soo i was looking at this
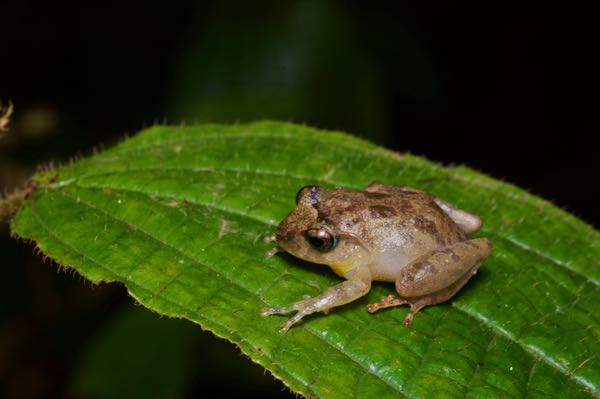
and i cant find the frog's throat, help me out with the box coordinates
[329,261,355,277]
[329,233,372,277]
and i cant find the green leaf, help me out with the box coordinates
[10,121,599,398]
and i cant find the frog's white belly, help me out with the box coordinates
[370,249,413,282]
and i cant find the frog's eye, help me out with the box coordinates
[306,228,337,252]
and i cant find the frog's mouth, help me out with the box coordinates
[275,227,308,259]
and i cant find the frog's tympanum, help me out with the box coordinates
[262,183,492,332]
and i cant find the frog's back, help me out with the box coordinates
[367,189,466,248]
[315,187,467,258]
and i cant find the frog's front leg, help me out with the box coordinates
[262,267,372,332]
[368,237,491,325]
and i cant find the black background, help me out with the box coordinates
[1,2,598,398]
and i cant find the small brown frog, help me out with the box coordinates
[262,183,492,332]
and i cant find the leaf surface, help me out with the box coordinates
[11,121,599,398]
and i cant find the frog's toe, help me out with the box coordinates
[279,319,295,333]
[402,303,427,325]
[261,305,294,316]
[279,310,311,332]
[367,295,407,313]
[261,307,274,316]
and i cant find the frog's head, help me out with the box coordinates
[275,185,372,276]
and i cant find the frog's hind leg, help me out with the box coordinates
[368,237,492,325]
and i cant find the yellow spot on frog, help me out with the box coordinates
[329,261,355,277]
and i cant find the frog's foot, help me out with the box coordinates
[262,273,372,332]
[366,295,408,313]
[261,304,313,332]
[261,302,310,332]
[367,296,426,326]
[261,304,295,316]
[402,302,427,326]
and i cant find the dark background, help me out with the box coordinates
[1,2,598,398]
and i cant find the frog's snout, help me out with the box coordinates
[274,204,319,256]
[274,222,293,248]
[274,219,305,255]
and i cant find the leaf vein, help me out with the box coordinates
[64,165,598,288]
[58,180,598,394]
[26,190,317,398]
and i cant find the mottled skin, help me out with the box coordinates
[262,183,492,332]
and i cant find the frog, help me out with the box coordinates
[261,183,492,332]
